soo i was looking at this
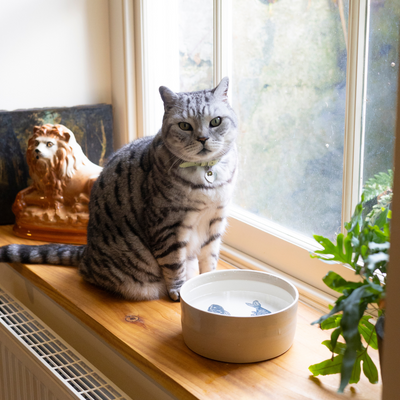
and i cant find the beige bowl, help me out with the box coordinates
[180,269,299,363]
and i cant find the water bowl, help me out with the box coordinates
[180,269,299,363]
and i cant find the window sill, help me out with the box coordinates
[0,225,381,400]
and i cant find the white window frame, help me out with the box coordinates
[109,0,375,311]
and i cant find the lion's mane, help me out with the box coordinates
[25,124,102,208]
[27,124,88,197]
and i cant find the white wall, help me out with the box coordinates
[0,0,112,111]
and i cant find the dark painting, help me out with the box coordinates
[0,104,113,225]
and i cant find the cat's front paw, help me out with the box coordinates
[168,289,181,302]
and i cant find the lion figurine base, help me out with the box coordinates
[12,124,103,245]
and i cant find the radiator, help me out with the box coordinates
[0,286,131,400]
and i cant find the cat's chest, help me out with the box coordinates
[178,166,235,253]
[180,204,223,255]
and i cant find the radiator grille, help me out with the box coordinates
[0,287,130,400]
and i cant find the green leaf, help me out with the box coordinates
[373,275,381,285]
[309,355,344,377]
[322,272,347,293]
[331,326,342,350]
[338,286,368,392]
[312,234,353,266]
[346,198,364,233]
[349,353,362,384]
[337,234,353,265]
[321,314,342,330]
[344,236,353,261]
[371,225,389,242]
[322,340,346,355]
[374,207,390,229]
[358,317,378,350]
[339,346,358,392]
[361,245,368,258]
[384,223,391,239]
[363,170,393,201]
[320,315,342,330]
[322,271,364,294]
[362,351,379,384]
[311,300,345,326]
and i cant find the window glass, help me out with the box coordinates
[231,0,348,240]
[143,0,213,136]
[178,0,213,91]
[362,0,400,184]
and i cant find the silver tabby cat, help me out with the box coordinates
[0,77,238,301]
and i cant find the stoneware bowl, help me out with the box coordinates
[180,269,299,363]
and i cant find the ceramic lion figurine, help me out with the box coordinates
[12,124,103,243]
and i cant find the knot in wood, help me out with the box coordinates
[125,315,140,323]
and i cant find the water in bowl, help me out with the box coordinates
[191,290,292,317]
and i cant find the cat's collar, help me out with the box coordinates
[179,159,220,168]
[179,159,220,183]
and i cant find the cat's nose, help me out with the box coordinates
[197,136,209,144]
[35,149,41,153]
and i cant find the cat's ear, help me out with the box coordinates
[212,77,229,101]
[159,86,178,107]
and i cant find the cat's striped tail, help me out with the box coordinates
[0,244,85,266]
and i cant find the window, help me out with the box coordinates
[362,0,398,185]
[111,0,399,307]
[232,0,347,239]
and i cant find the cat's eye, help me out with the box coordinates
[34,140,39,147]
[46,142,54,148]
[178,122,193,131]
[210,117,222,127]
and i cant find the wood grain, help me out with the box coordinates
[0,225,382,400]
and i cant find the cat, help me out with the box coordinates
[0,77,238,302]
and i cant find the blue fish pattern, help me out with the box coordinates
[246,300,271,316]
[208,304,231,315]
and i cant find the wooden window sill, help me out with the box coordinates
[0,225,381,399]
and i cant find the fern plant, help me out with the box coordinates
[364,169,393,225]
[308,170,392,392]
[363,169,393,201]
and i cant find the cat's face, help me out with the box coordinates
[159,77,238,162]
